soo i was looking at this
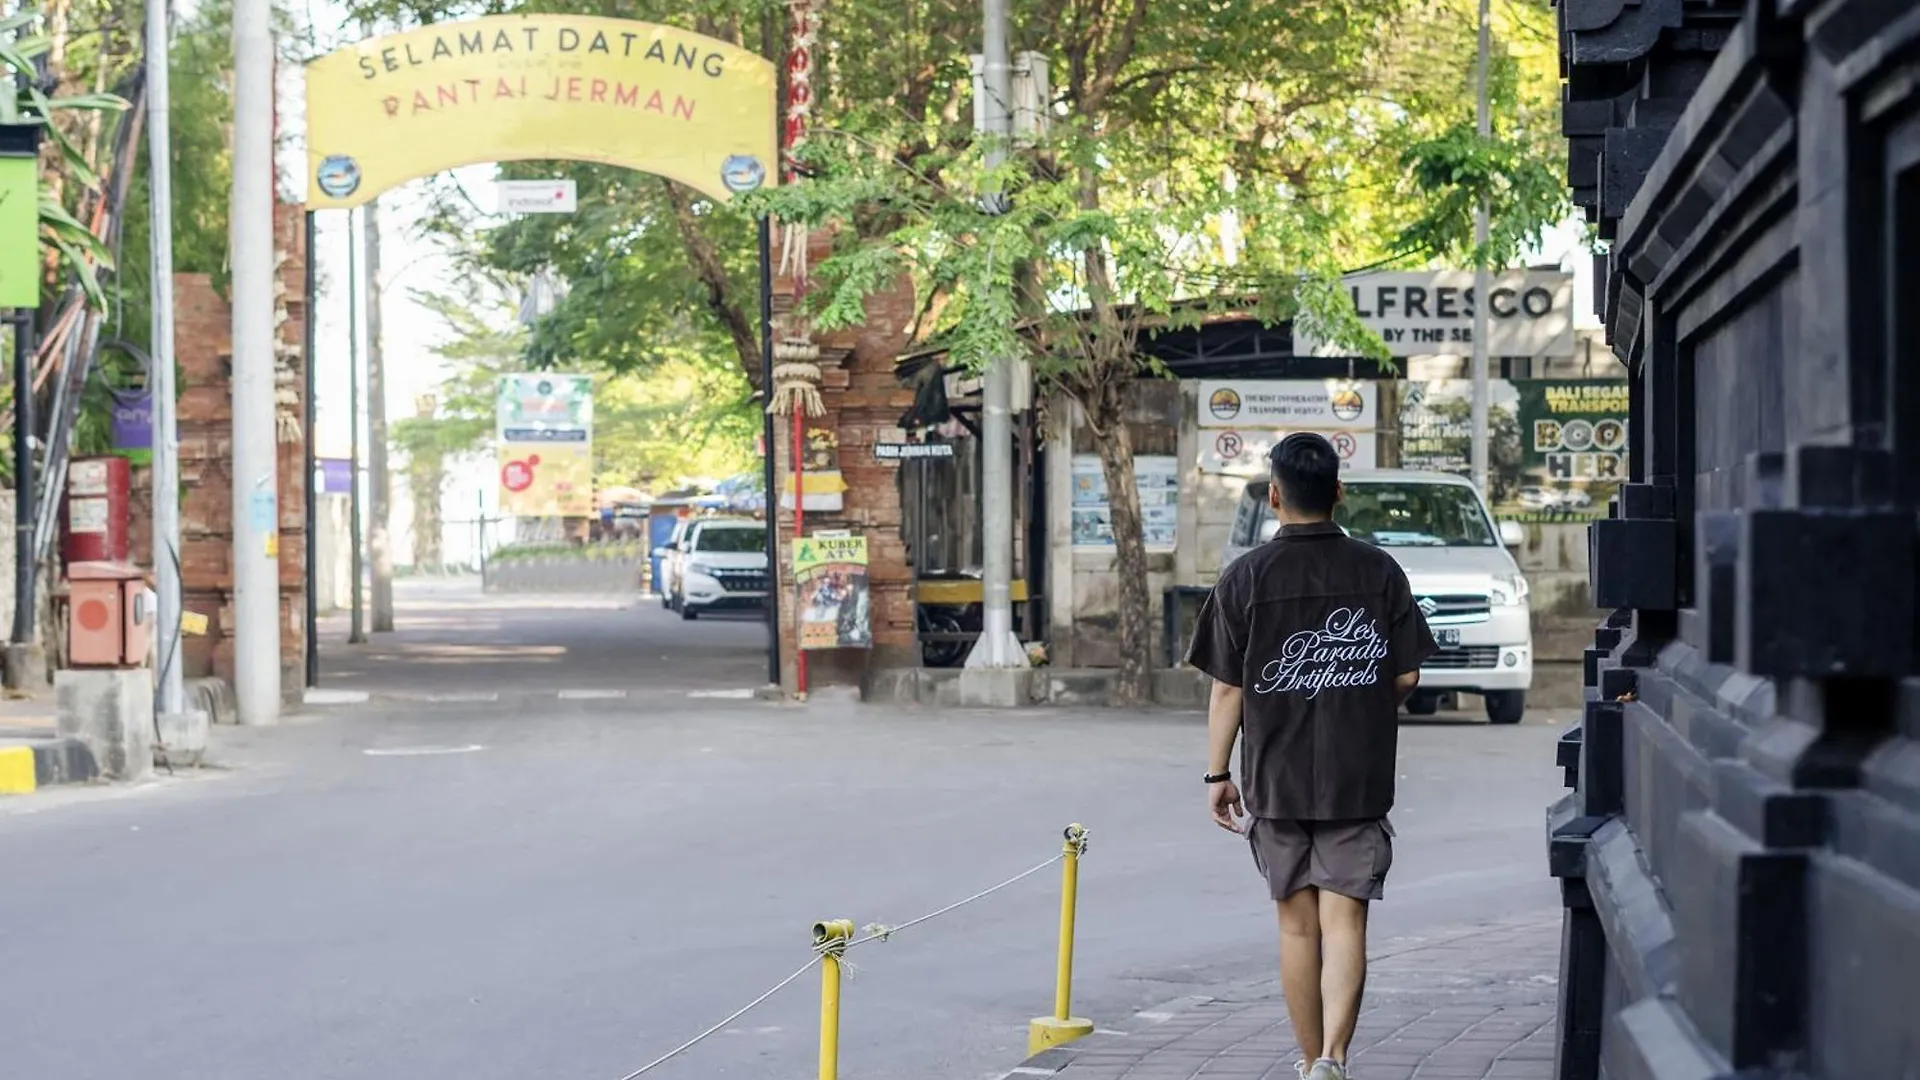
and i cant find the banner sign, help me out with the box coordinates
[1201,428,1377,476]
[873,442,955,461]
[496,373,594,517]
[317,458,354,495]
[1398,378,1627,521]
[0,156,38,309]
[794,534,871,650]
[1520,374,1628,488]
[1295,271,1575,359]
[110,392,152,450]
[304,15,778,209]
[498,179,578,213]
[1070,455,1178,550]
[1198,379,1375,429]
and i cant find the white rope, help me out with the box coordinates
[850,852,1066,948]
[607,838,1084,1078]
[612,955,822,1080]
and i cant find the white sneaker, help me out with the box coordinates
[1306,1058,1348,1080]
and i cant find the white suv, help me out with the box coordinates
[665,518,770,620]
[1221,469,1533,724]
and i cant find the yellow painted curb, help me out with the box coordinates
[0,744,36,794]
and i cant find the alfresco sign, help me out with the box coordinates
[1197,380,1376,430]
[1293,270,1575,359]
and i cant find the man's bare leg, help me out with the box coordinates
[1318,890,1370,1065]
[1276,888,1325,1063]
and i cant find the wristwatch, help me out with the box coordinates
[1204,771,1231,784]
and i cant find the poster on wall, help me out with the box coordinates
[794,534,872,650]
[496,373,595,517]
[1398,379,1627,522]
[1511,380,1629,519]
[1071,455,1178,550]
[1200,428,1378,476]
[1198,380,1377,429]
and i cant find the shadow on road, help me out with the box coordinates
[315,576,771,696]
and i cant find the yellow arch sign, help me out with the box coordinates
[304,15,777,209]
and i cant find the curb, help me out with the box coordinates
[300,687,782,709]
[0,736,99,795]
[992,995,1215,1078]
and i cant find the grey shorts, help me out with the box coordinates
[1248,817,1395,901]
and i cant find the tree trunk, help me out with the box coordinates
[1089,394,1153,705]
[408,455,443,568]
[657,179,761,389]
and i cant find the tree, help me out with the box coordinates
[327,0,1571,699]
[755,0,1569,702]
[391,281,760,525]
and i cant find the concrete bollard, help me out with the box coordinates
[155,708,210,768]
[55,669,155,781]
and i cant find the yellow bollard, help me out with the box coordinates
[813,919,853,1080]
[1028,824,1095,1054]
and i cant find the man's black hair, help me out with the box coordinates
[1269,432,1341,515]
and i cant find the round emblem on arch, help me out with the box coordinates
[721,154,766,194]
[315,155,362,199]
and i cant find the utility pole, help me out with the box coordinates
[1468,0,1493,495]
[964,0,1023,670]
[347,210,367,645]
[147,0,185,718]
[363,198,392,632]
[229,0,279,722]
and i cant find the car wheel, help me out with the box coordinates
[659,590,671,609]
[1403,693,1440,717]
[1484,690,1526,725]
[680,603,700,621]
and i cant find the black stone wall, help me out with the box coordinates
[1551,1,1920,1078]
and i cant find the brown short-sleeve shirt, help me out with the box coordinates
[1186,521,1437,821]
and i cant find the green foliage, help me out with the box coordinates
[391,280,758,490]
[1387,0,1570,266]
[1,8,131,310]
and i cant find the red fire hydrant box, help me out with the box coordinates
[64,561,153,669]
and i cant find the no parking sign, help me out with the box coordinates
[1200,428,1377,476]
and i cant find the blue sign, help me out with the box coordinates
[317,458,353,495]
[110,393,152,450]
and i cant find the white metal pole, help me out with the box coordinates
[146,0,184,717]
[364,197,393,632]
[347,209,366,644]
[229,0,280,722]
[965,0,1023,669]
[1469,0,1493,495]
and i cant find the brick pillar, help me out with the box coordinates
[771,228,917,696]
[172,202,309,700]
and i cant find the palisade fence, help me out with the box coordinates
[1550,2,1920,1079]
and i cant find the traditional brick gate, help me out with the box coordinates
[158,203,310,700]
[1551,1,1920,1078]
[767,232,921,696]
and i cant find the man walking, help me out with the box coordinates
[1186,433,1437,1080]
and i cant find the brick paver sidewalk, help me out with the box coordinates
[1010,913,1561,1080]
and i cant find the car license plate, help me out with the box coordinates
[1436,628,1461,647]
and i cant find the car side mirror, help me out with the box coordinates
[1498,520,1525,548]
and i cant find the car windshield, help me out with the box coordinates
[1334,482,1496,547]
[695,526,765,553]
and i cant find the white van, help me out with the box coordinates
[1221,469,1533,724]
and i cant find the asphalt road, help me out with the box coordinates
[1,605,1571,1080]
[313,577,773,697]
